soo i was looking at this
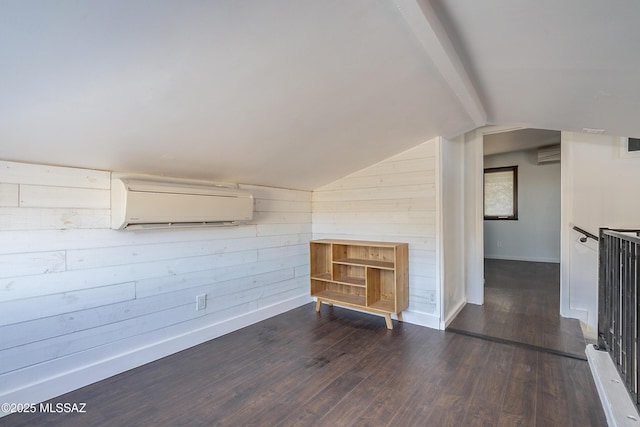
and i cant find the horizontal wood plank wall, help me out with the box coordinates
[312,139,438,324]
[0,161,311,404]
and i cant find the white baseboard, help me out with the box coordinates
[586,345,640,427]
[0,294,312,418]
[402,309,441,330]
[484,254,560,263]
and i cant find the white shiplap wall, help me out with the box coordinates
[0,160,311,408]
[312,138,440,328]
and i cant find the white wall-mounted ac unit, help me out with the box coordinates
[111,176,254,230]
[537,144,561,164]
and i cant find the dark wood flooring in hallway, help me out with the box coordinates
[447,259,587,359]
[5,302,605,426]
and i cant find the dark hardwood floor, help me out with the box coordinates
[447,259,587,359]
[5,302,605,426]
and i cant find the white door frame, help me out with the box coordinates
[559,133,590,329]
[465,124,527,305]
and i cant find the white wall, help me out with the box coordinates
[463,128,486,305]
[483,149,561,263]
[440,135,466,326]
[312,138,440,328]
[0,160,311,411]
[561,132,640,337]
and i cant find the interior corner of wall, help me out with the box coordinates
[580,320,597,341]
[443,297,466,329]
[562,305,589,326]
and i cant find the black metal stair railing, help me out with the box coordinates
[598,228,640,408]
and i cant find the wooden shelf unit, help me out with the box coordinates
[310,239,409,329]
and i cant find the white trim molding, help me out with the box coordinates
[587,345,640,427]
[464,124,528,306]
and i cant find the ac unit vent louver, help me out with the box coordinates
[537,144,561,164]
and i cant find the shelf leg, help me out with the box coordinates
[315,299,322,312]
[397,312,403,322]
[384,314,393,330]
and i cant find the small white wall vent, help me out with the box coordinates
[111,176,253,230]
[537,144,561,164]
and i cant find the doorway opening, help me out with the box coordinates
[449,128,587,359]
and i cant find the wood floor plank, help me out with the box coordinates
[354,331,452,426]
[224,323,382,425]
[233,308,399,426]
[536,352,572,426]
[386,353,462,425]
[281,371,367,427]
[357,331,466,425]
[313,324,426,426]
[4,303,606,427]
[498,347,539,426]
[460,342,514,425]
[557,353,608,426]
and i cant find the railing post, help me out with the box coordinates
[598,228,609,351]
[598,228,640,408]
[635,240,640,406]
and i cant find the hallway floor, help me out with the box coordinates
[447,259,587,360]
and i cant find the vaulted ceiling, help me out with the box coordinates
[1,1,639,190]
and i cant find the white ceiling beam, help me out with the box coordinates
[392,0,487,127]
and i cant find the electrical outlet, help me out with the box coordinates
[196,294,207,311]
[497,241,503,248]
[427,291,436,304]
